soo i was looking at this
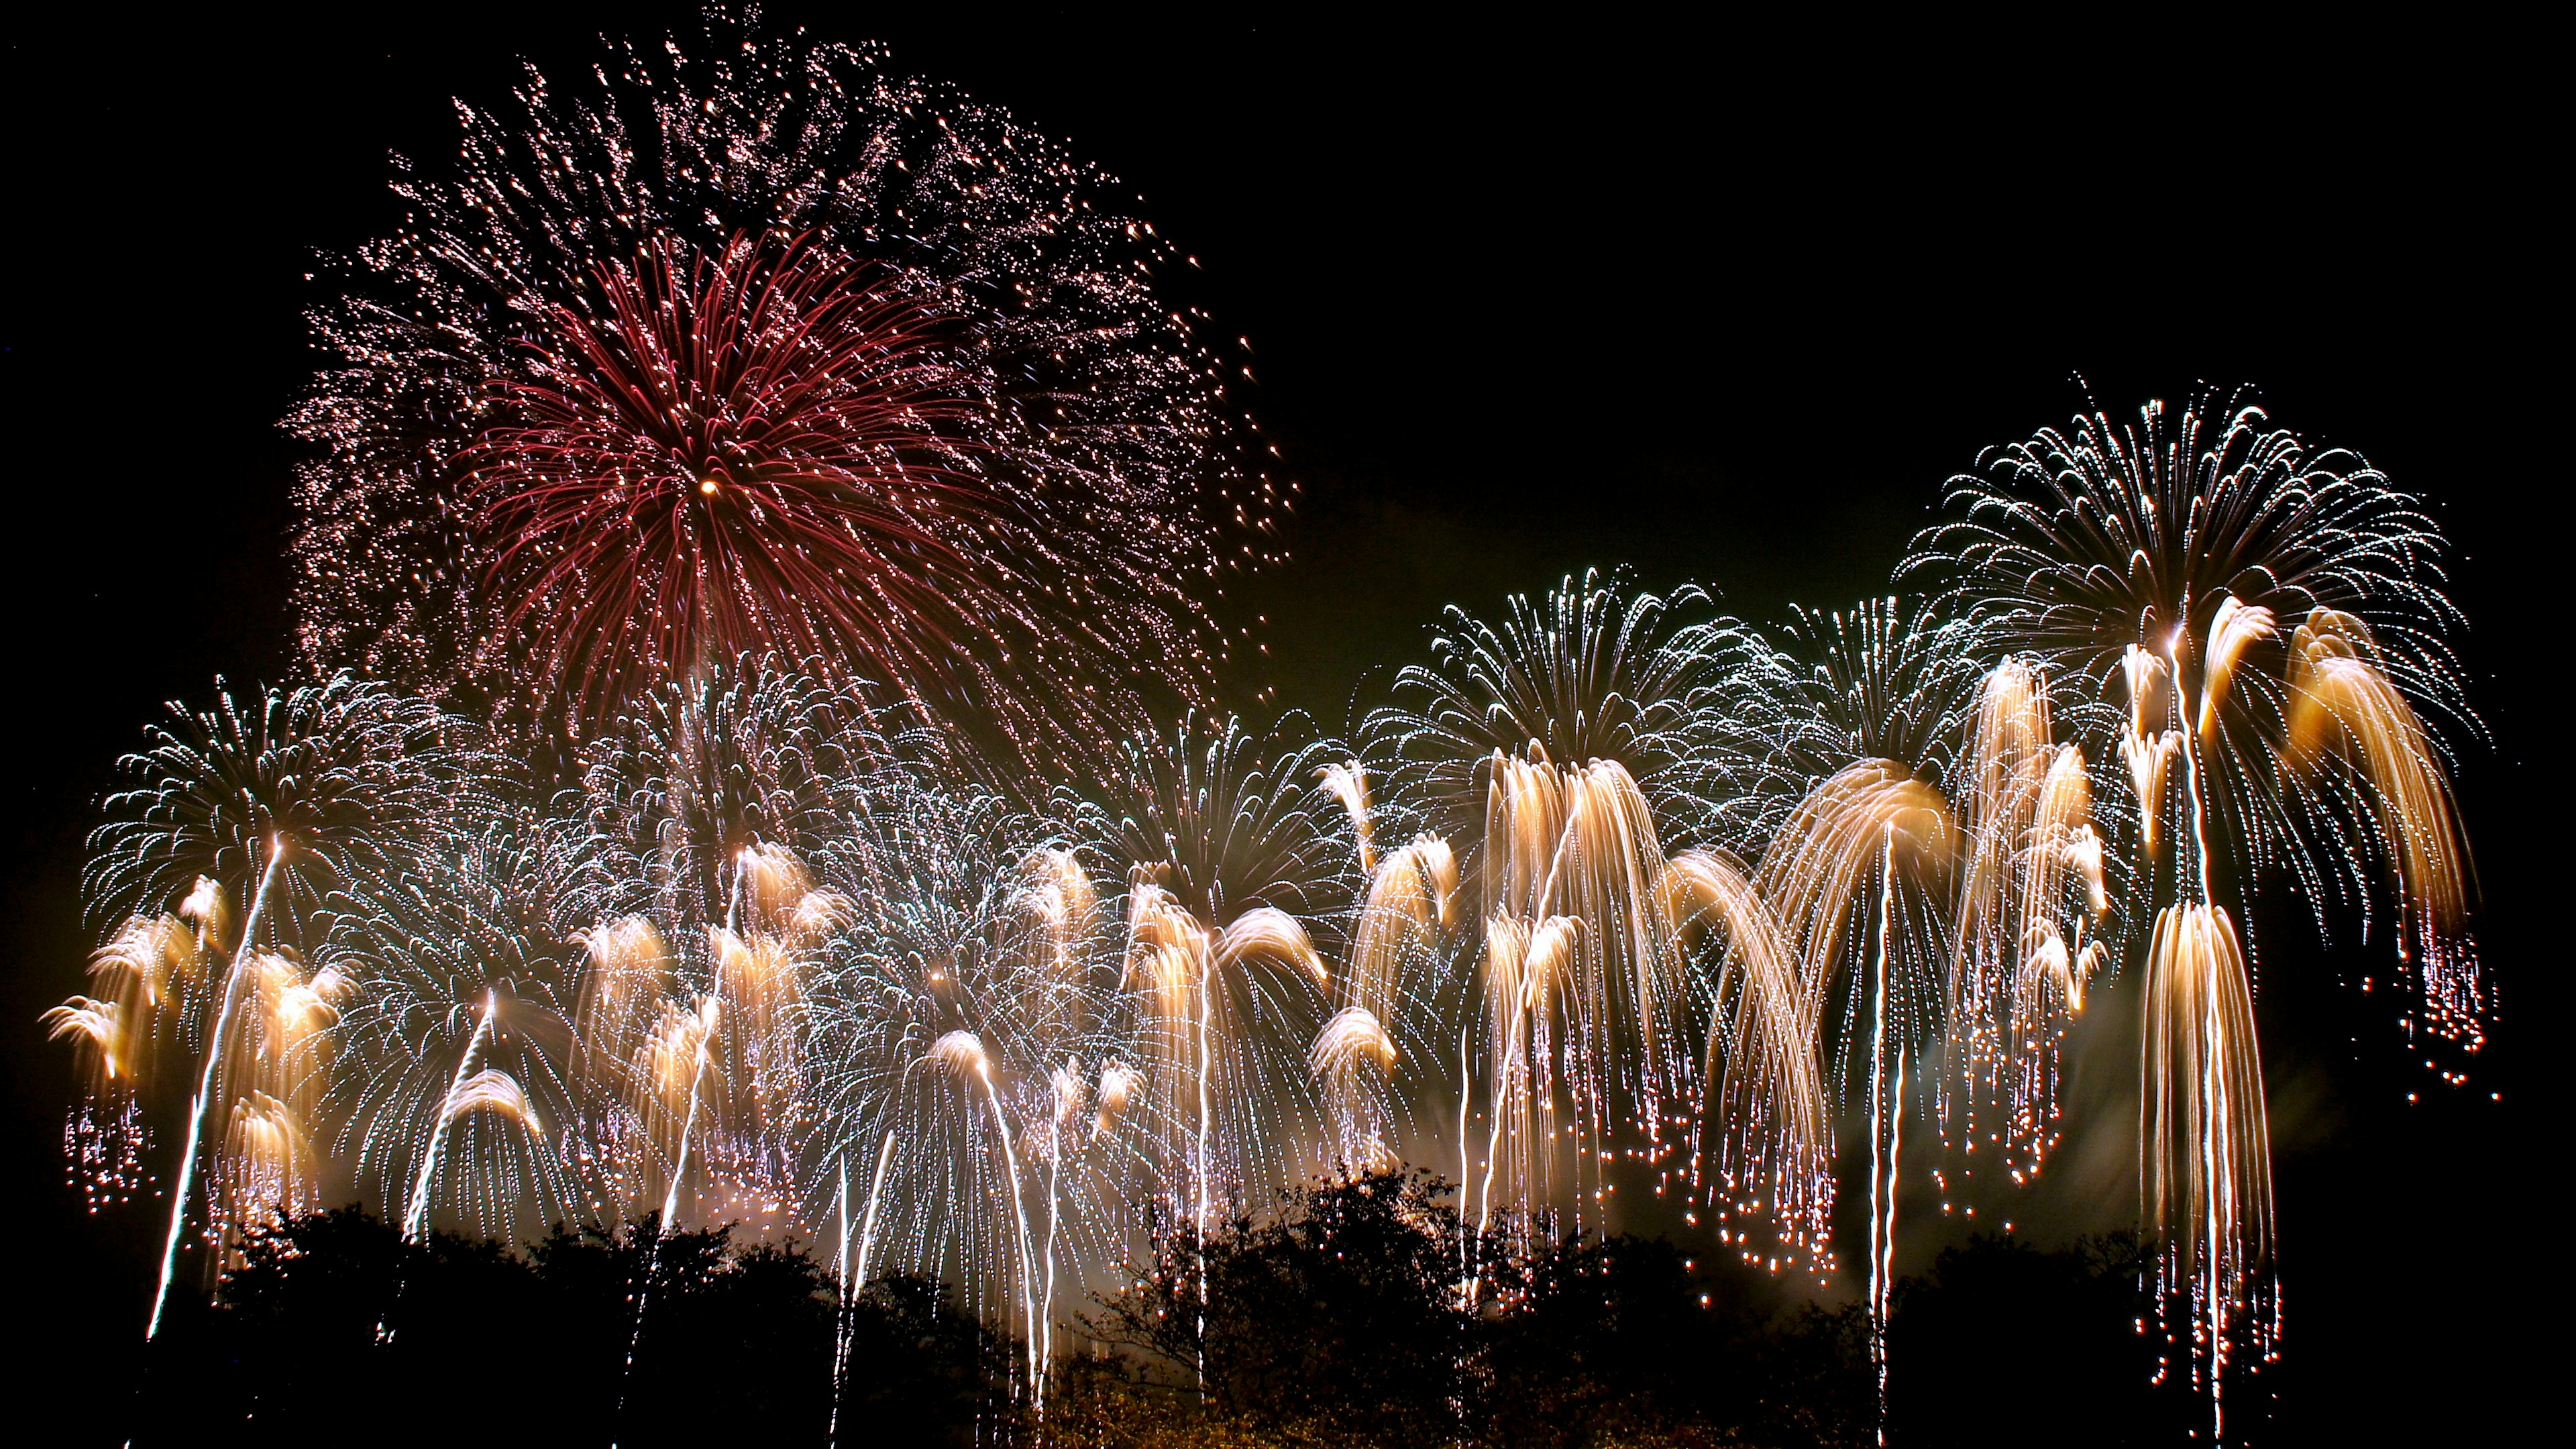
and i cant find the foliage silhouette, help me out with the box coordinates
[1884,1232,2194,1447]
[133,1207,1010,1447]
[1084,1169,1874,1447]
[119,1181,2184,1446]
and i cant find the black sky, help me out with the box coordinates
[2,9,2551,1442]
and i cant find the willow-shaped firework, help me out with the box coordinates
[1102,715,1350,1238]
[1743,596,2088,1417]
[1316,807,1461,1175]
[61,676,472,1335]
[1365,574,1806,1248]
[547,658,918,1234]
[289,13,1281,764]
[1745,598,1979,1106]
[46,364,2496,1447]
[800,786,1129,1401]
[329,819,584,1246]
[1905,388,2483,1433]
[1945,659,2111,1181]
[1757,599,2109,1150]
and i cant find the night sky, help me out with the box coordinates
[3,11,2548,1440]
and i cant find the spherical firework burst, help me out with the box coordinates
[329,818,584,1246]
[1096,714,1350,1236]
[1903,388,2475,967]
[546,655,925,1235]
[550,654,908,934]
[800,786,1129,1399]
[290,13,1280,765]
[1756,598,1986,789]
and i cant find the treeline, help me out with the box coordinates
[133,1172,2186,1447]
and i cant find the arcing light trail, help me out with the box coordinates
[33,14,2492,1436]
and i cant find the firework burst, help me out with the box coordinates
[330,821,583,1245]
[290,14,1280,765]
[1907,388,2483,1432]
[1364,574,1820,1252]
[60,675,472,1334]
[1099,715,1350,1236]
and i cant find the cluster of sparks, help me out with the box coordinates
[41,16,2489,1441]
[286,13,1281,769]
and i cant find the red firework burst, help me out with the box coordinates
[458,230,1031,724]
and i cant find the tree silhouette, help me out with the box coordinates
[1085,1169,1876,1447]
[1886,1232,2193,1447]
[133,1208,1012,1447]
[119,1185,2186,1446]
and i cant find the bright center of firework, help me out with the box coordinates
[450,230,1015,714]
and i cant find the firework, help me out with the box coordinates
[1360,575,1851,1256]
[1907,388,2484,1430]
[1321,828,1460,1172]
[331,822,583,1245]
[1746,596,2036,1426]
[53,675,472,1335]
[289,13,1280,763]
[44,908,212,1209]
[1367,572,1783,854]
[800,782,1128,1399]
[1657,849,1828,1261]
[1104,715,1348,1232]
[549,658,918,1234]
[47,356,2494,1448]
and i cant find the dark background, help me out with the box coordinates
[3,9,2548,1442]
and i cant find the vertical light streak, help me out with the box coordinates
[828,1160,851,1449]
[824,1130,897,1449]
[972,1059,1046,1403]
[1193,953,1212,1385]
[1041,1120,1063,1389]
[402,992,498,1240]
[618,997,720,1449]
[1456,1025,1474,1283]
[855,1128,897,1294]
[659,998,720,1227]
[1866,827,1896,1444]
[147,839,283,1340]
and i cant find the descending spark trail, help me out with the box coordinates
[659,998,721,1228]
[830,1129,900,1449]
[857,1129,898,1291]
[1907,389,2484,1432]
[614,989,722,1448]
[1866,829,1897,1442]
[924,1030,1045,1397]
[830,1161,851,1449]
